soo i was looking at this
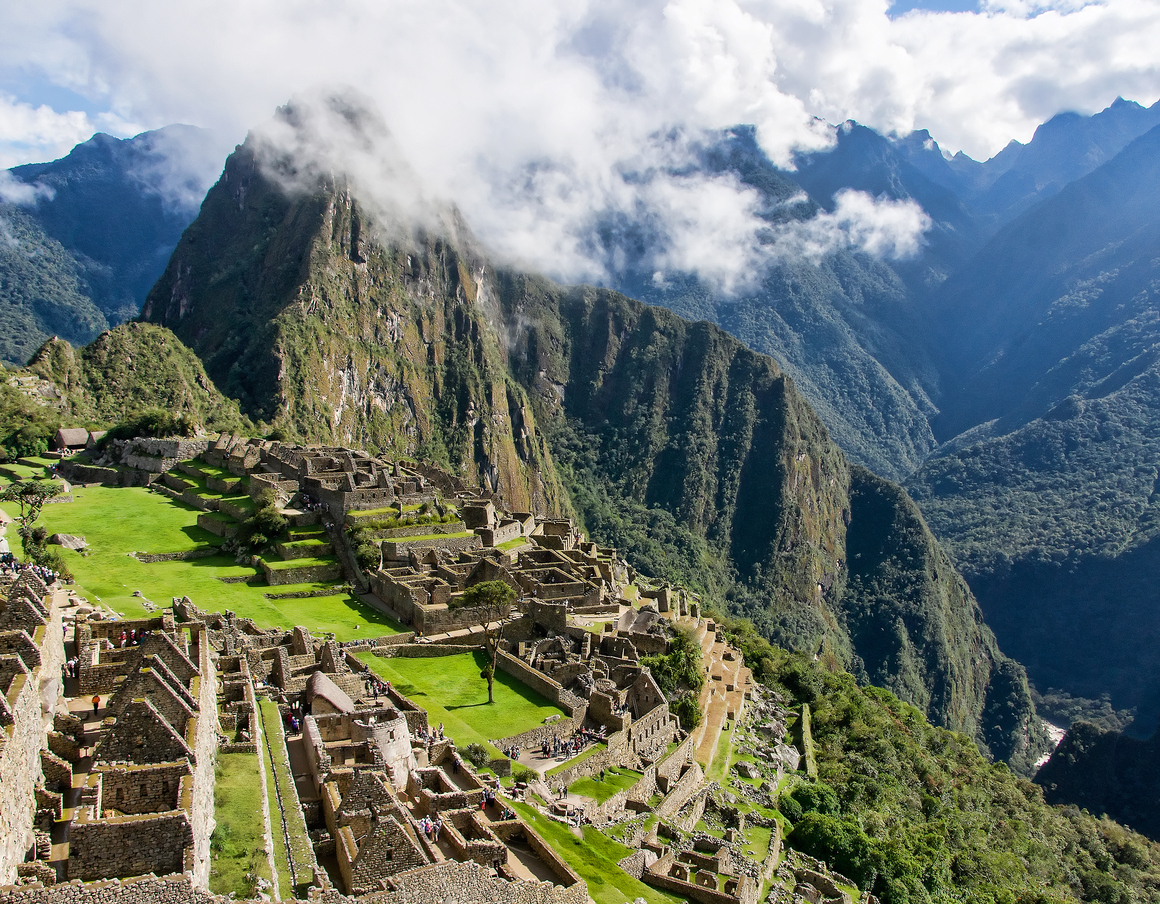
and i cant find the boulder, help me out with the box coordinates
[47,533,87,551]
[735,761,760,779]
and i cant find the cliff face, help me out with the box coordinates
[142,130,1041,767]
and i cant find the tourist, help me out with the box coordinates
[432,815,442,841]
[91,694,100,716]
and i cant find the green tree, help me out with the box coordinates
[0,479,62,561]
[460,580,517,610]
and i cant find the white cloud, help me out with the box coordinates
[772,189,932,263]
[0,0,1156,286]
[0,94,96,169]
[0,169,55,206]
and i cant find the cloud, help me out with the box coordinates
[0,94,96,169]
[0,170,55,206]
[772,189,933,264]
[0,0,1156,287]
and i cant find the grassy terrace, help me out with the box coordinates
[26,484,400,639]
[509,800,680,904]
[388,531,473,542]
[357,650,565,758]
[210,751,272,898]
[261,554,338,571]
[569,767,643,804]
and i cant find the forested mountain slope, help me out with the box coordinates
[0,126,215,365]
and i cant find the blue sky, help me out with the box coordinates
[889,0,979,16]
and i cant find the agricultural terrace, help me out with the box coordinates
[357,650,566,758]
[1,460,402,640]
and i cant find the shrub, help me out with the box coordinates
[463,743,490,769]
[513,766,538,784]
[671,691,703,730]
[356,542,381,571]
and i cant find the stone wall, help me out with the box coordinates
[0,664,45,884]
[371,644,480,659]
[260,561,343,586]
[0,591,63,886]
[0,875,223,904]
[384,536,482,561]
[67,812,193,880]
[378,858,587,904]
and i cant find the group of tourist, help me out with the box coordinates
[501,743,522,761]
[418,814,443,842]
[299,493,328,514]
[414,722,445,741]
[540,726,605,761]
[0,554,59,584]
[115,628,149,649]
[363,675,390,698]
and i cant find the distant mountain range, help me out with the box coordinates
[5,94,1160,826]
[0,125,219,365]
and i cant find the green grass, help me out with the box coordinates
[261,554,339,571]
[497,536,529,551]
[357,650,565,757]
[210,751,272,898]
[744,824,774,862]
[387,530,473,542]
[29,484,400,639]
[280,538,329,550]
[705,724,734,783]
[545,741,607,778]
[508,800,681,904]
[569,768,644,804]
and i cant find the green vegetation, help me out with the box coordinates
[30,483,398,639]
[508,799,681,904]
[453,579,516,611]
[357,650,565,757]
[209,751,272,898]
[0,478,63,564]
[26,325,250,433]
[569,768,644,804]
[749,645,1160,904]
[642,623,705,729]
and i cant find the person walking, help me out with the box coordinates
[91,695,100,716]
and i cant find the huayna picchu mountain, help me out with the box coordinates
[141,97,1045,771]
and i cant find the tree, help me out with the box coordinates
[0,479,62,561]
[459,580,516,610]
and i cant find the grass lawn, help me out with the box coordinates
[261,554,339,570]
[546,741,607,778]
[357,650,565,757]
[705,723,734,783]
[30,484,400,639]
[210,751,272,898]
[389,530,473,542]
[509,800,681,904]
[496,536,529,551]
[744,824,774,862]
[569,768,644,804]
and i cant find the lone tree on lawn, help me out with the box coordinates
[0,479,62,561]
[462,580,516,704]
